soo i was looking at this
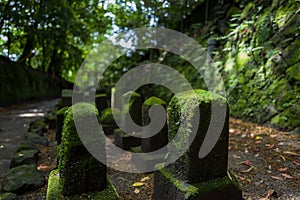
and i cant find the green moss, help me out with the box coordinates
[46,170,118,200]
[235,51,250,70]
[144,96,166,106]
[226,7,242,18]
[241,1,255,19]
[286,64,300,81]
[100,108,121,124]
[57,107,68,115]
[159,168,241,199]
[284,37,300,66]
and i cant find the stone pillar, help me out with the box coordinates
[113,91,143,149]
[100,108,120,135]
[55,107,68,145]
[152,89,242,200]
[131,97,168,172]
[95,93,109,115]
[46,103,118,199]
[61,89,72,108]
[141,97,168,153]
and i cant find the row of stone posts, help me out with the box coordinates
[46,88,242,199]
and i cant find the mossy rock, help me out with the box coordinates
[58,103,107,196]
[0,192,17,200]
[28,120,47,136]
[46,170,118,200]
[100,108,121,124]
[10,149,39,168]
[1,165,45,195]
[16,142,39,152]
[24,132,48,146]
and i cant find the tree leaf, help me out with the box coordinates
[271,176,283,181]
[140,176,150,182]
[132,182,145,187]
[281,173,293,179]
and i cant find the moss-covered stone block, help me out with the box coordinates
[121,91,143,132]
[58,103,107,196]
[56,107,68,145]
[95,94,109,114]
[100,108,121,125]
[153,168,242,200]
[46,170,119,200]
[113,128,141,150]
[141,97,168,153]
[167,89,229,183]
[61,89,73,107]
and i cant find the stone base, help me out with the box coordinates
[46,170,119,200]
[131,146,165,172]
[102,124,117,135]
[153,168,242,200]
[113,129,141,150]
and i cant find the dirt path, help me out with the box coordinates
[0,99,58,179]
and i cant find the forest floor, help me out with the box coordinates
[1,102,299,200]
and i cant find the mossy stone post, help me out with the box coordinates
[113,91,143,149]
[46,103,118,199]
[56,107,68,145]
[61,89,72,107]
[100,108,121,135]
[141,97,168,153]
[153,89,242,200]
[121,91,143,130]
[95,94,109,115]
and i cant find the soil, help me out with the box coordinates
[1,101,299,200]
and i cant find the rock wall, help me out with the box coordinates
[211,0,299,132]
[0,56,70,106]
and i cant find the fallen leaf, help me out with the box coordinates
[255,136,262,140]
[293,160,300,166]
[280,155,286,162]
[278,167,288,172]
[134,188,140,194]
[283,151,299,156]
[271,176,283,181]
[269,134,277,138]
[241,166,254,173]
[237,175,245,181]
[240,160,251,167]
[132,182,145,187]
[140,176,150,182]
[281,173,293,179]
[229,128,235,133]
[233,155,241,159]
